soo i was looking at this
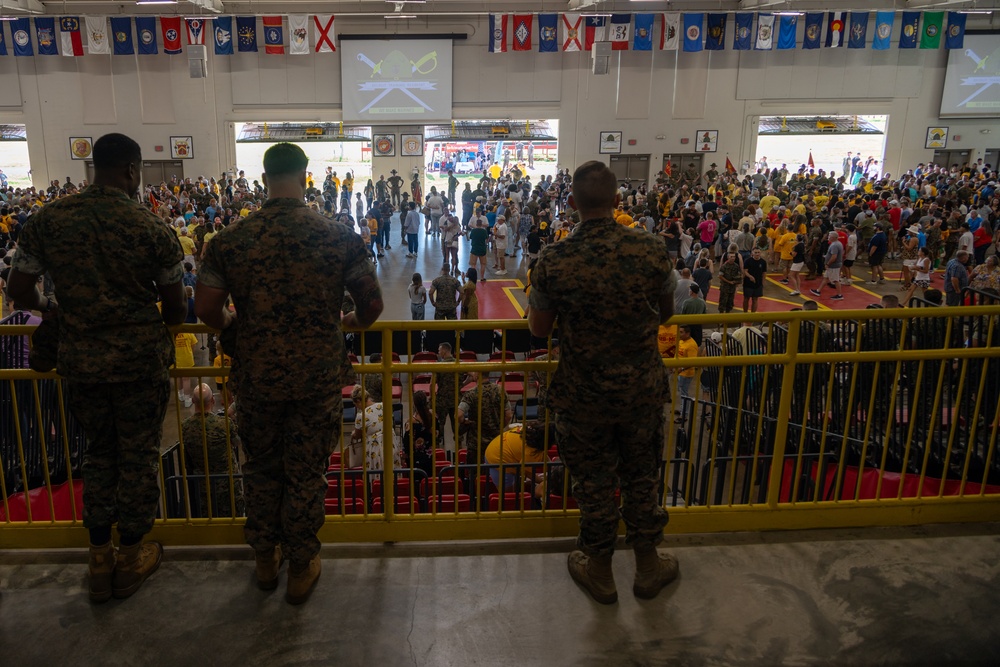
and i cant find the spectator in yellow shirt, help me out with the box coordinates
[173,331,199,407]
[484,420,551,492]
[675,326,699,400]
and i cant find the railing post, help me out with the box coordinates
[382,325,395,521]
[766,318,799,507]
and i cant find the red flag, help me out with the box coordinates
[512,15,533,51]
[725,157,737,174]
[808,152,815,168]
[160,16,182,55]
[664,160,672,177]
[313,15,335,53]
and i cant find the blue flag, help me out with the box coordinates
[705,14,725,51]
[135,17,157,54]
[777,16,796,50]
[538,14,557,53]
[632,14,653,52]
[110,17,133,55]
[899,12,920,49]
[213,16,233,55]
[12,19,32,56]
[945,12,966,50]
[734,13,752,50]
[34,18,57,55]
[683,13,703,52]
[803,13,822,50]
[848,12,868,49]
[236,16,257,52]
[872,12,893,51]
[0,23,7,56]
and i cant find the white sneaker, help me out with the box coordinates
[183,396,193,408]
[868,280,878,285]
[789,291,800,296]
[496,270,507,275]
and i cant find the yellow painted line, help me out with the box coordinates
[489,278,526,318]
[849,282,883,300]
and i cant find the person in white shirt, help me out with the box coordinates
[425,190,444,235]
[492,215,509,275]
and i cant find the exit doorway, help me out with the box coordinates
[85,160,184,187]
[609,154,650,186]
[931,150,972,170]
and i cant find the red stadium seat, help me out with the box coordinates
[324,498,366,515]
[488,492,533,511]
[412,351,438,362]
[425,494,471,513]
[0,480,84,522]
[325,478,366,501]
[546,494,579,510]
[372,496,420,513]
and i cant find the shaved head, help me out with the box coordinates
[192,383,215,413]
[572,161,617,211]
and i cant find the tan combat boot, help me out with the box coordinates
[112,541,163,599]
[286,555,322,605]
[255,545,284,591]
[567,550,617,604]
[88,541,117,603]
[632,547,679,599]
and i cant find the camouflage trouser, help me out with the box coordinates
[718,286,737,313]
[555,409,669,558]
[237,389,341,564]
[68,373,170,538]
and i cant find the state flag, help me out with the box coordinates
[755,14,774,50]
[945,12,966,50]
[848,12,868,49]
[803,13,823,49]
[659,13,679,51]
[705,14,725,51]
[135,17,157,55]
[632,14,654,52]
[59,17,84,56]
[610,14,630,51]
[561,14,582,52]
[683,14,703,52]
[110,17,133,55]
[734,13,752,51]
[236,16,257,52]
[826,12,845,48]
[899,12,920,49]
[0,26,6,56]
[538,14,558,53]
[161,16,182,54]
[35,17,58,55]
[185,19,206,46]
[584,16,606,51]
[488,14,506,53]
[263,16,283,54]
[289,15,309,55]
[777,15,797,50]
[12,18,32,56]
[920,12,943,49]
[86,16,109,55]
[213,17,233,55]
[512,15,532,52]
[872,12,893,51]
[314,15,335,53]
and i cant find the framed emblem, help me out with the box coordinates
[599,131,622,155]
[401,134,423,157]
[69,137,92,160]
[925,127,948,150]
[695,130,718,153]
[373,133,395,157]
[170,136,193,159]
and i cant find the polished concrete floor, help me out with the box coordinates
[2,523,999,666]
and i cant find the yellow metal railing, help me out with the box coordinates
[2,306,1000,549]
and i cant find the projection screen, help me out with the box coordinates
[940,33,1000,118]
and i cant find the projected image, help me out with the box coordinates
[341,39,453,123]
[940,33,1000,117]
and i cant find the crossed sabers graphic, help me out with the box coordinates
[958,48,1000,108]
[356,52,438,113]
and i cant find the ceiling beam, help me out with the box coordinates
[0,0,45,15]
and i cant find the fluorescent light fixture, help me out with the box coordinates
[774,12,804,16]
[384,14,417,19]
[582,14,613,18]
[136,1,178,5]
[385,0,426,3]
[959,10,993,14]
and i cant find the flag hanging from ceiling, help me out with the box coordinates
[920,12,943,49]
[872,11,893,51]
[848,12,868,49]
[777,15,797,50]
[512,15,532,51]
[35,18,58,55]
[314,15,335,53]
[660,13,679,51]
[755,14,774,50]
[135,17,157,54]
[213,17,233,55]
[185,18,205,45]
[826,12,845,48]
[12,18,32,56]
[288,15,309,55]
[86,16,109,55]
[584,16,606,51]
[610,14,630,50]
[262,16,284,54]
[488,14,506,53]
[734,13,752,50]
[899,12,920,49]
[803,13,823,49]
[561,14,582,52]
[683,14,703,52]
[705,14,725,51]
[538,14,558,53]
[110,17,133,55]
[59,17,84,56]
[161,16,182,54]
[945,12,966,50]
[236,16,257,52]
[0,27,7,56]
[633,14,653,51]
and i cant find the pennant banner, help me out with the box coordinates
[538,14,558,53]
[110,17,133,55]
[899,12,920,49]
[848,12,868,49]
[35,17,58,55]
[610,14,630,51]
[683,13,703,52]
[826,12,845,48]
[734,13,752,51]
[489,14,506,53]
[660,13,679,51]
[289,15,309,55]
[85,16,108,55]
[512,14,532,52]
[213,16,233,55]
[705,14,725,51]
[777,16,797,50]
[59,17,84,57]
[161,16,182,54]
[755,14,774,50]
[561,14,582,52]
[186,19,206,46]
[945,12,966,50]
[314,15,335,53]
[263,16,284,54]
[236,16,257,52]
[803,13,823,50]
[873,12,893,51]
[920,11,943,49]
[633,14,653,52]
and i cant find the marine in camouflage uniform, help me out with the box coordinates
[458,373,511,464]
[181,410,244,518]
[430,270,461,320]
[196,144,382,573]
[718,256,742,313]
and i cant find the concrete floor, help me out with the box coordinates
[2,523,999,666]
